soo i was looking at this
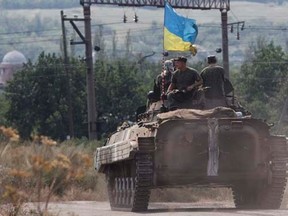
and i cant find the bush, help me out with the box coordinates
[0,126,97,215]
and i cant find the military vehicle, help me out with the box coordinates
[95,95,288,212]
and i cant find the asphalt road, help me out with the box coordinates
[43,201,288,216]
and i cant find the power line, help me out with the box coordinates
[1,20,288,37]
[0,23,287,47]
[0,28,60,36]
[0,38,60,45]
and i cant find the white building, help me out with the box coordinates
[0,50,27,88]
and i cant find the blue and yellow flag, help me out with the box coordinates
[164,2,198,52]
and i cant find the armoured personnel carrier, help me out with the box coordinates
[95,96,288,212]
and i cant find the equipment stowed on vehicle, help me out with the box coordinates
[94,95,288,212]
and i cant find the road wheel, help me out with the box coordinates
[105,153,153,212]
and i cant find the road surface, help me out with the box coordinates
[39,201,288,216]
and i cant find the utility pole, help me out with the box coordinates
[221,10,229,79]
[62,3,97,140]
[82,1,98,139]
[61,10,74,138]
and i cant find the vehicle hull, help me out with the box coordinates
[95,108,288,211]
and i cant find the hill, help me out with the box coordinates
[1,1,288,64]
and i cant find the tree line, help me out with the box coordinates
[234,38,288,134]
[1,38,288,141]
[2,52,159,140]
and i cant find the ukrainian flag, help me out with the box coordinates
[164,2,198,51]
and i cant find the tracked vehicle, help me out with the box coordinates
[95,97,288,212]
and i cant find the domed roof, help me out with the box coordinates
[1,50,27,65]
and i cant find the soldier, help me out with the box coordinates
[153,59,174,101]
[200,55,226,109]
[167,56,202,110]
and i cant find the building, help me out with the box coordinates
[0,50,27,88]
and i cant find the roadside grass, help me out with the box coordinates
[0,126,100,216]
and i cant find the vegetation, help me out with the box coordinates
[0,126,98,215]
[234,39,288,123]
[0,94,9,125]
[5,53,86,140]
[95,58,159,136]
[3,52,159,140]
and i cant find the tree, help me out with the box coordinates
[0,92,9,125]
[5,52,87,140]
[5,60,38,138]
[94,57,157,137]
[4,52,159,140]
[234,38,288,122]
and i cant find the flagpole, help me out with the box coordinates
[163,0,167,52]
[161,54,165,101]
[160,1,167,110]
